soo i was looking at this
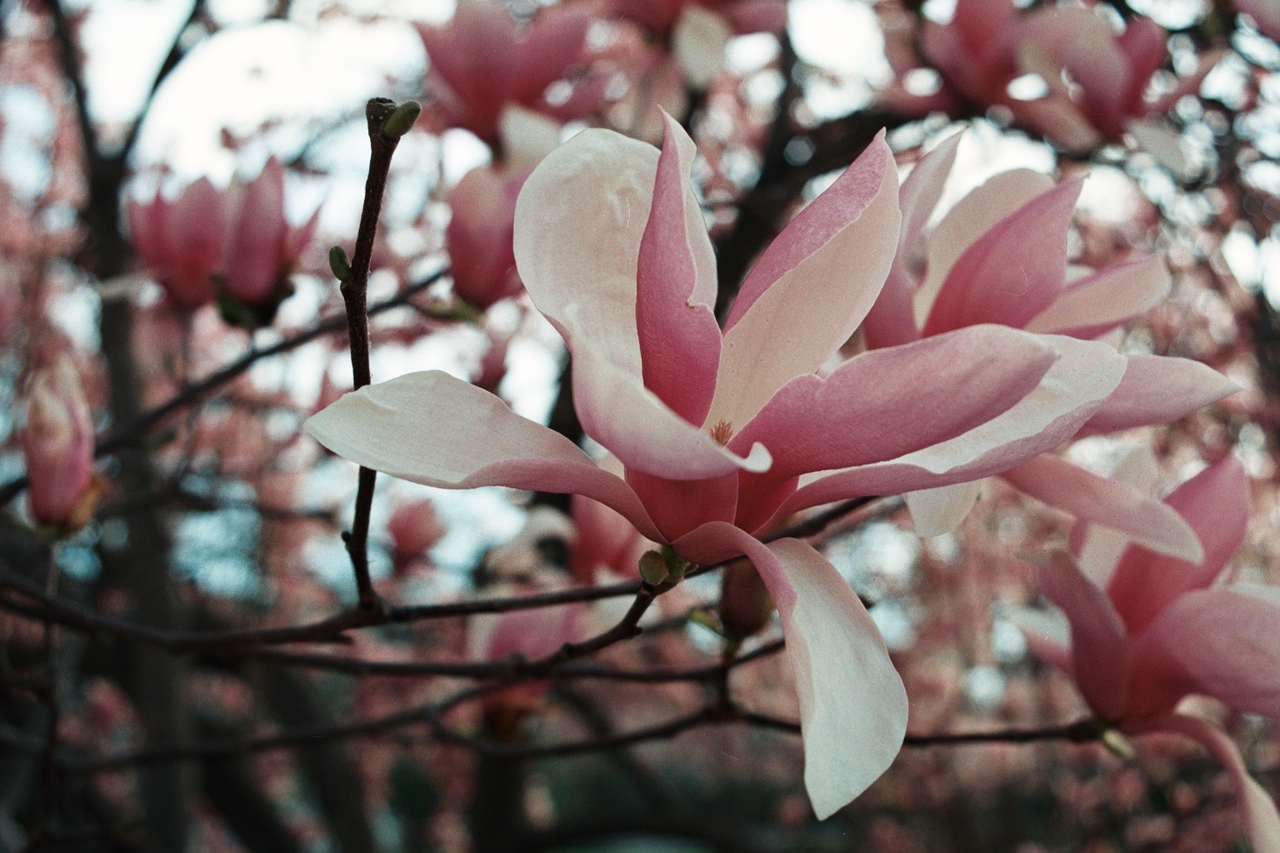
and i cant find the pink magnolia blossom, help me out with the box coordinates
[891,0,1203,150]
[570,492,649,584]
[446,166,529,309]
[610,0,787,87]
[223,158,320,310]
[861,132,1238,554]
[129,160,318,318]
[307,114,1132,817]
[127,177,226,309]
[418,0,604,149]
[22,355,96,532]
[1013,453,1280,853]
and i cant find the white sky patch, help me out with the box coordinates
[73,0,193,126]
[0,85,55,200]
[133,17,425,179]
[1078,166,1144,223]
[923,122,1056,225]
[789,0,890,118]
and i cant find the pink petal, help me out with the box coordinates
[904,481,982,538]
[708,133,900,431]
[675,522,907,819]
[1023,256,1170,339]
[570,492,644,583]
[514,128,768,479]
[1034,551,1131,720]
[1004,604,1072,673]
[1071,446,1162,586]
[862,132,963,349]
[127,192,166,271]
[227,159,289,304]
[1135,589,1280,718]
[1133,714,1280,853]
[914,169,1055,321]
[304,370,664,543]
[1000,453,1202,562]
[635,113,721,425]
[448,166,527,309]
[513,2,594,106]
[769,336,1126,521]
[1078,355,1241,434]
[419,1,517,139]
[165,178,225,307]
[730,325,1057,478]
[922,178,1082,335]
[1106,456,1251,636]
[722,0,788,34]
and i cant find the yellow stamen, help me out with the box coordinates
[710,420,735,446]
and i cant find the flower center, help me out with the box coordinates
[709,420,734,446]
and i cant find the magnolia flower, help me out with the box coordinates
[1013,452,1280,853]
[861,133,1238,553]
[307,114,1131,817]
[129,161,318,321]
[446,166,529,309]
[223,158,320,312]
[128,177,226,309]
[22,355,96,532]
[611,0,787,88]
[889,0,1205,151]
[419,0,604,152]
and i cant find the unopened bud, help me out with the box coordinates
[660,545,691,583]
[381,100,422,139]
[328,245,352,281]
[22,356,96,534]
[638,550,669,586]
[719,557,774,641]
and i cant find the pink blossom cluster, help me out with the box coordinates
[306,114,1263,824]
[127,158,319,322]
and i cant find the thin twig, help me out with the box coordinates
[337,98,408,611]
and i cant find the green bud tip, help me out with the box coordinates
[328,245,352,281]
[660,545,691,582]
[382,101,422,139]
[638,551,670,586]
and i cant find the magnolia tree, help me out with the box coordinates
[2,0,1280,850]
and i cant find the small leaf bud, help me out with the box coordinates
[638,550,670,586]
[328,245,352,281]
[382,101,422,139]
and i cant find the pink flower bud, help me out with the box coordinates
[446,166,529,309]
[127,178,226,309]
[387,500,447,571]
[22,356,95,531]
[224,159,320,312]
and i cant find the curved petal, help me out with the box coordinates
[1134,589,1280,718]
[913,169,1055,323]
[227,159,288,303]
[636,113,721,425]
[1001,454,1202,562]
[922,178,1083,335]
[1071,445,1162,586]
[1079,355,1240,434]
[769,336,1126,520]
[1003,604,1072,672]
[1023,255,1170,339]
[731,325,1057,477]
[675,523,907,820]
[672,5,731,88]
[1133,714,1280,853]
[905,480,983,538]
[709,134,900,430]
[1106,456,1251,636]
[1034,551,1131,721]
[513,1,594,105]
[514,128,767,478]
[304,370,663,542]
[420,1,516,138]
[862,132,963,350]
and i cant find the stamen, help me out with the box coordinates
[710,420,735,446]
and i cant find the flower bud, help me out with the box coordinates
[22,356,96,533]
[719,557,773,641]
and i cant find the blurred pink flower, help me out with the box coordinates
[387,500,446,567]
[308,114,1130,817]
[22,355,96,532]
[223,158,320,310]
[418,0,604,148]
[570,492,648,584]
[129,160,318,319]
[889,0,1208,150]
[1015,453,1280,853]
[862,133,1238,552]
[446,166,529,309]
[127,177,226,309]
